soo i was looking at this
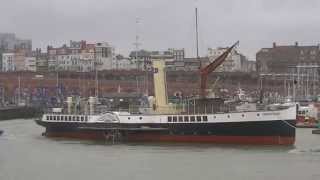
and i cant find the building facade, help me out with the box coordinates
[256,42,320,74]
[2,53,15,72]
[0,33,32,52]
[47,41,114,72]
[208,47,243,72]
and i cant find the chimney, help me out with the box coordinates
[295,42,298,47]
[273,42,276,48]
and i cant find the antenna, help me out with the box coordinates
[133,17,142,93]
[133,17,141,62]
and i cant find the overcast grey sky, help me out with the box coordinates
[1,0,320,60]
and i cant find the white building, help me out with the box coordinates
[95,42,115,70]
[2,53,15,72]
[25,57,36,71]
[208,47,242,72]
[47,41,115,72]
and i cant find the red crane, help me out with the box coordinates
[200,41,239,98]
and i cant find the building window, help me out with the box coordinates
[184,116,189,122]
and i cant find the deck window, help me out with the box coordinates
[184,116,189,122]
[178,116,183,122]
[53,116,56,120]
[85,116,88,121]
[76,116,80,121]
[202,116,208,122]
[65,116,68,121]
[190,116,195,122]
[168,116,172,122]
[69,116,72,121]
[72,116,76,121]
[173,116,177,122]
[57,116,60,121]
[196,116,201,122]
[81,116,84,121]
[46,116,49,120]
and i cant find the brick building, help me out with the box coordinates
[256,42,320,74]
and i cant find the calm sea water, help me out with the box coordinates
[1,119,320,180]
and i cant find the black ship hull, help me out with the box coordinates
[36,119,296,145]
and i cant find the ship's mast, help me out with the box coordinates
[195,7,199,60]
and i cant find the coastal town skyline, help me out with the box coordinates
[1,0,320,59]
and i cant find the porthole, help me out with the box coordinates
[214,116,216,119]
[128,117,131,120]
[139,117,142,120]
[257,113,260,116]
[227,115,230,118]
[242,114,245,117]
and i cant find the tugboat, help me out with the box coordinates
[36,42,297,145]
